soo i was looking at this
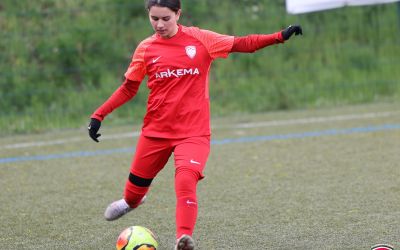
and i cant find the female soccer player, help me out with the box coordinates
[88,0,302,249]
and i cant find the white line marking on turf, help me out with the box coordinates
[224,111,399,129]
[2,132,140,149]
[1,111,398,150]
[2,123,400,164]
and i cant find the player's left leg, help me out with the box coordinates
[173,136,210,249]
[175,234,195,250]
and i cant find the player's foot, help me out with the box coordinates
[174,234,194,250]
[104,196,146,221]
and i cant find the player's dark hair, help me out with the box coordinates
[146,0,181,13]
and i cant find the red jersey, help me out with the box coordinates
[91,25,284,138]
[125,25,234,138]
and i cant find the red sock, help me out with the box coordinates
[175,168,200,239]
[124,179,149,208]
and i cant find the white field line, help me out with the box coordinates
[1,111,398,150]
[2,132,140,149]
[227,111,399,129]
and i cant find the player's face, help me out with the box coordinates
[149,6,180,38]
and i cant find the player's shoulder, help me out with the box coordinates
[130,35,157,60]
[181,25,220,43]
[182,25,228,39]
[181,25,209,36]
[132,34,158,58]
[136,34,158,49]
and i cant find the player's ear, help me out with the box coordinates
[175,9,181,21]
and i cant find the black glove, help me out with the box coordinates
[281,25,303,40]
[88,118,101,142]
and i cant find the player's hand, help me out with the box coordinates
[281,25,303,40]
[88,118,101,142]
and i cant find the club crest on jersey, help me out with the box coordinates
[185,46,196,59]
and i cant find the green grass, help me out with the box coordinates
[1,103,399,249]
[1,1,399,135]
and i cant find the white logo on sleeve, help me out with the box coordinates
[185,46,196,59]
[186,200,197,205]
[152,56,162,63]
[190,159,201,165]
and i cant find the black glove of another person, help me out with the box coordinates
[88,118,101,142]
[281,25,303,40]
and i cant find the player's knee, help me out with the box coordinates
[175,166,202,180]
[175,167,199,196]
[129,172,153,187]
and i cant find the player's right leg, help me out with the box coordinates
[104,172,152,221]
[104,135,173,221]
[104,195,146,221]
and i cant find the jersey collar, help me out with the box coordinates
[156,24,183,40]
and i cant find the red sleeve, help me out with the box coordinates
[231,31,284,53]
[124,36,156,82]
[91,79,141,121]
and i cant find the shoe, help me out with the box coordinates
[174,234,195,250]
[104,196,146,221]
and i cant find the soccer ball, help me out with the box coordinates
[116,226,159,250]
